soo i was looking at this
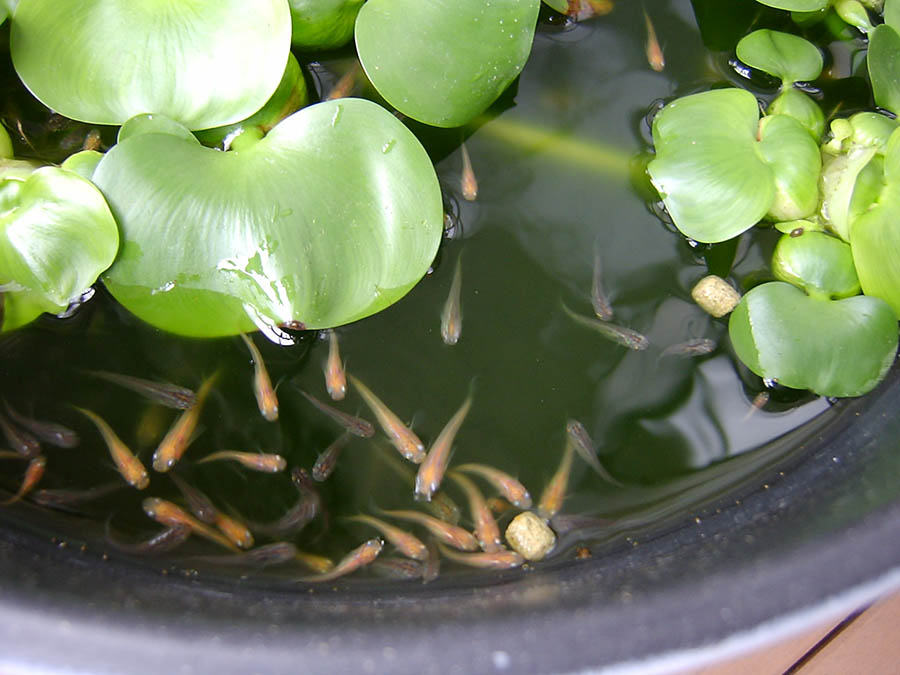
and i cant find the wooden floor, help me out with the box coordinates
[685,590,900,674]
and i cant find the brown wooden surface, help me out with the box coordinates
[683,589,900,675]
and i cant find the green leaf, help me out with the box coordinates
[0,126,11,160]
[757,114,821,221]
[93,101,443,338]
[755,0,828,8]
[288,0,365,50]
[736,30,823,84]
[729,281,897,397]
[850,186,900,317]
[60,151,104,182]
[767,88,825,139]
[0,166,119,327]
[819,145,877,241]
[869,24,900,117]
[195,54,308,148]
[10,0,291,130]
[647,89,774,243]
[355,0,541,127]
[834,0,875,33]
[771,231,860,298]
[886,0,900,28]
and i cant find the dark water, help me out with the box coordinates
[0,1,850,583]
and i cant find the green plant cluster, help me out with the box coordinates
[650,3,900,397]
[0,0,545,336]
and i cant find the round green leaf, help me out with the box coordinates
[755,0,828,9]
[195,54,308,148]
[93,100,443,338]
[736,30,823,84]
[771,231,860,299]
[757,114,821,221]
[289,0,364,50]
[647,89,775,243]
[60,151,103,182]
[0,166,119,321]
[850,187,900,317]
[542,0,568,11]
[767,88,825,139]
[355,0,541,127]
[886,0,900,29]
[729,281,897,397]
[869,24,900,117]
[10,0,291,130]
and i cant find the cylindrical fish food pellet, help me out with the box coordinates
[505,511,556,561]
[691,275,741,318]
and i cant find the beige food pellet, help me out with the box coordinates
[505,511,556,561]
[691,275,741,318]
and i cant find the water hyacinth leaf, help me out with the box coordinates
[771,231,860,299]
[757,114,821,221]
[834,0,875,33]
[60,151,103,182]
[647,89,774,243]
[886,0,900,28]
[195,54,308,148]
[542,0,568,12]
[355,0,541,127]
[93,100,443,338]
[729,282,897,397]
[850,186,900,317]
[755,0,828,9]
[819,145,877,241]
[869,24,900,117]
[736,30,823,84]
[0,126,11,160]
[767,88,824,139]
[288,0,365,50]
[0,166,119,329]
[10,0,291,130]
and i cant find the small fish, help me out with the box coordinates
[460,141,478,201]
[3,402,79,448]
[142,497,237,551]
[487,497,514,516]
[415,389,473,501]
[561,302,650,351]
[32,481,122,510]
[2,455,46,505]
[295,550,335,574]
[379,508,479,551]
[241,333,279,422]
[567,0,614,20]
[300,538,383,582]
[348,374,425,463]
[346,514,428,561]
[0,410,41,457]
[660,338,716,359]
[312,432,351,482]
[325,61,360,101]
[440,253,463,346]
[295,388,374,438]
[537,439,575,520]
[742,391,770,421]
[74,406,149,490]
[422,538,441,583]
[85,370,196,409]
[371,557,425,580]
[189,542,299,567]
[565,419,623,487]
[454,463,532,509]
[448,471,502,552]
[249,467,319,537]
[152,371,219,473]
[437,544,524,570]
[591,244,614,321]
[213,511,255,550]
[324,330,347,401]
[169,472,218,524]
[644,8,665,72]
[374,442,461,524]
[196,450,287,473]
[82,128,102,152]
[106,522,191,556]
